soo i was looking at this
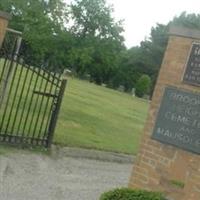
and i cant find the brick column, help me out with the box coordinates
[0,11,11,48]
[129,26,200,200]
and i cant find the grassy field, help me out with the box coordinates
[0,59,149,154]
[54,78,149,154]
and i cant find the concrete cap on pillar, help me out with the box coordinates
[169,25,200,40]
[0,11,11,20]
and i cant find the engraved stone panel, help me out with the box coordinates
[152,86,200,154]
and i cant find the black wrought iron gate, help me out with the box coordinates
[0,30,67,148]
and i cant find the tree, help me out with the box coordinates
[171,12,200,29]
[0,0,125,80]
[69,0,125,84]
[135,74,151,98]
[111,47,143,91]
[4,1,200,95]
[139,24,168,95]
[0,0,70,68]
[121,12,200,96]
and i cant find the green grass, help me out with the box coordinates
[54,78,149,154]
[0,58,149,154]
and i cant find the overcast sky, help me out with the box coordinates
[107,0,200,48]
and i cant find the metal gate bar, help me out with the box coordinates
[0,30,67,148]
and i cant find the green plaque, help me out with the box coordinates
[152,87,200,154]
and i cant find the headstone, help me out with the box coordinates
[118,85,125,92]
[131,88,135,96]
[143,94,150,100]
[129,26,200,200]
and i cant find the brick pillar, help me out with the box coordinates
[0,11,11,48]
[129,26,200,200]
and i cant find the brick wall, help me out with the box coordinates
[0,12,10,47]
[129,29,200,200]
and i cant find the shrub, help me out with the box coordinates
[100,188,166,200]
[135,74,151,98]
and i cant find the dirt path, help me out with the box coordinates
[0,150,132,200]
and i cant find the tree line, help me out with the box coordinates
[1,0,200,97]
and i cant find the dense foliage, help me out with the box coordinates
[135,74,151,98]
[1,0,200,96]
[113,12,200,95]
[100,188,166,200]
[0,0,124,84]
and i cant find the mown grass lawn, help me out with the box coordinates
[0,58,149,154]
[55,78,149,154]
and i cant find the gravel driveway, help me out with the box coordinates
[0,149,132,200]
